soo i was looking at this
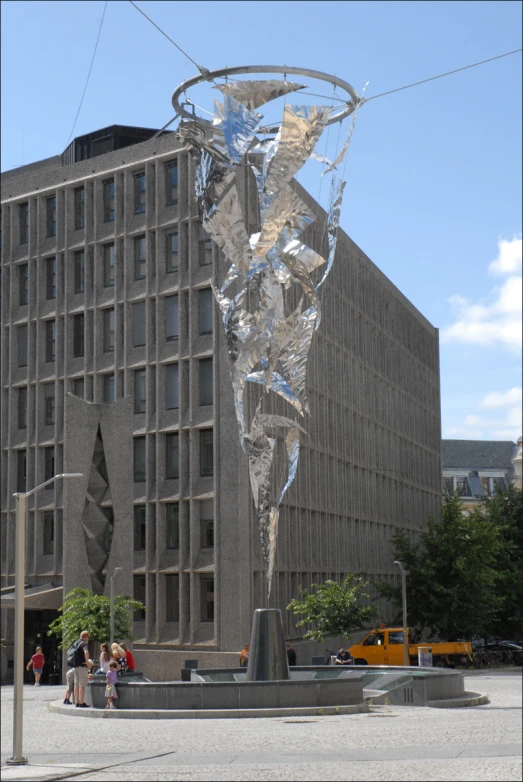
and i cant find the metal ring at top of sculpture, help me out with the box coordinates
[172,65,362,132]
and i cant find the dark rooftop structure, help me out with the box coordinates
[62,124,172,166]
[442,440,517,470]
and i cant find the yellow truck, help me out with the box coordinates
[349,627,472,667]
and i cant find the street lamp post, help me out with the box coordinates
[394,560,409,667]
[7,473,83,767]
[109,567,123,645]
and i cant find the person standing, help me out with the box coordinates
[105,661,119,710]
[63,668,75,704]
[119,642,135,672]
[26,646,45,686]
[72,630,92,707]
[285,643,297,666]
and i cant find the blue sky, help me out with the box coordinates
[2,0,521,441]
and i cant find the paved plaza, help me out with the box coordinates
[1,672,521,781]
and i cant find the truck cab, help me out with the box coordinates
[350,628,409,666]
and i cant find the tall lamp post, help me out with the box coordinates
[7,473,83,767]
[394,560,409,667]
[110,567,123,645]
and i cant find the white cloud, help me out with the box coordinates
[443,386,522,441]
[441,236,522,352]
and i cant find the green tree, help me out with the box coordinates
[479,484,523,640]
[287,574,376,642]
[47,587,145,649]
[376,493,501,640]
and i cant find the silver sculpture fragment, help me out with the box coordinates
[189,76,362,596]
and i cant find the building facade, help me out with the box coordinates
[442,438,520,513]
[1,125,442,680]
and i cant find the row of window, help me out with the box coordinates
[132,500,214,551]
[443,476,507,497]
[133,430,213,482]
[14,428,213,492]
[15,357,213,429]
[133,573,215,623]
[15,289,213,365]
[15,228,212,305]
[14,160,179,245]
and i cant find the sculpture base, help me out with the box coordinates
[246,608,290,681]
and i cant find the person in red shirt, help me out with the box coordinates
[119,642,135,672]
[26,646,45,686]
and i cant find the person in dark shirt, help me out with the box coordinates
[334,648,353,665]
[286,643,297,666]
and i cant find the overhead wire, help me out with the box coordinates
[65,0,108,147]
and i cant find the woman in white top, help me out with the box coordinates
[95,642,112,675]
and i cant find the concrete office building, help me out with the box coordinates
[1,124,441,680]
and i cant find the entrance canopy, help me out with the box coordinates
[1,583,63,610]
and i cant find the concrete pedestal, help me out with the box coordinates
[246,608,290,681]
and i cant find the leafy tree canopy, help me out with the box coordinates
[48,587,145,650]
[376,492,511,641]
[287,574,376,642]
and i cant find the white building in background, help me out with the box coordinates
[512,436,523,490]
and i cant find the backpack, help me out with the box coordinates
[66,640,85,668]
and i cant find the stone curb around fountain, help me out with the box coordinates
[47,701,370,719]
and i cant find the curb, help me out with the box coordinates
[48,700,370,719]
[427,691,490,708]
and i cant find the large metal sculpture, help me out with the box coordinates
[173,66,365,596]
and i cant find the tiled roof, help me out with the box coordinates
[442,439,516,470]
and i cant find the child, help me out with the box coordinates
[26,646,45,686]
[63,668,75,704]
[105,661,119,709]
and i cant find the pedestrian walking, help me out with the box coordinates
[63,668,75,704]
[26,646,45,686]
[105,661,119,709]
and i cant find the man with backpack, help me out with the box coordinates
[67,630,92,708]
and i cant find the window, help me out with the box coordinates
[103,308,115,352]
[74,187,85,230]
[19,203,28,244]
[103,244,114,287]
[133,505,146,550]
[103,374,114,402]
[17,450,27,492]
[18,387,28,429]
[165,295,178,341]
[166,433,179,479]
[103,179,115,222]
[44,446,55,481]
[134,235,146,280]
[73,378,85,398]
[200,429,213,476]
[133,301,146,347]
[19,264,28,306]
[456,478,470,497]
[46,196,56,237]
[46,257,56,300]
[362,632,385,647]
[73,314,85,358]
[74,251,84,294]
[443,477,453,495]
[199,358,213,406]
[493,477,506,492]
[165,160,178,206]
[166,232,178,273]
[388,631,404,645]
[199,288,213,335]
[44,383,55,426]
[43,512,54,555]
[198,226,212,266]
[45,320,56,362]
[165,364,179,409]
[133,436,146,482]
[480,477,491,496]
[200,499,214,548]
[200,575,214,622]
[134,368,146,413]
[18,325,28,367]
[165,574,180,622]
[133,575,146,620]
[166,503,179,550]
[134,172,145,214]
